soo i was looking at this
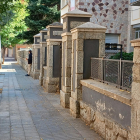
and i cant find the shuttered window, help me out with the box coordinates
[105,34,119,44]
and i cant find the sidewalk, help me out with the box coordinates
[0,57,103,140]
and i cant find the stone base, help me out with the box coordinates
[80,101,130,140]
[39,76,43,86]
[60,90,70,108]
[32,71,40,79]
[45,83,57,93]
[70,97,80,118]
[43,77,47,89]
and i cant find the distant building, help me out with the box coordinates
[131,0,140,41]
[61,0,131,52]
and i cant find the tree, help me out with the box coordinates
[17,0,60,44]
[0,0,28,63]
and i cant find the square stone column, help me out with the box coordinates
[131,39,140,139]
[32,33,41,79]
[43,22,63,93]
[70,22,106,118]
[32,44,41,79]
[39,28,48,86]
[45,39,62,93]
[60,9,92,108]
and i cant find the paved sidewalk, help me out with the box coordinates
[0,58,103,140]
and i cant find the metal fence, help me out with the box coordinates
[91,58,133,91]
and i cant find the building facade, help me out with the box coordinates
[61,0,131,52]
[131,0,140,42]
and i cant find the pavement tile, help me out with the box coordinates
[0,58,103,140]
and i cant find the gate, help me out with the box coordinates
[44,47,47,66]
[37,48,40,70]
[83,39,99,79]
[53,45,62,91]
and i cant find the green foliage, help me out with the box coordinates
[110,52,133,60]
[0,0,14,14]
[17,0,60,44]
[0,1,28,48]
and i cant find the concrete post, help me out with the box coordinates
[131,39,140,139]
[44,22,63,93]
[70,22,106,118]
[32,33,41,79]
[60,9,92,108]
[39,29,48,86]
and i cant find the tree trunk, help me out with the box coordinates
[2,47,6,64]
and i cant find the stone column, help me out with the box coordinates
[32,44,41,79]
[39,29,48,86]
[45,39,62,93]
[32,33,41,79]
[30,44,34,78]
[70,22,106,118]
[131,39,140,139]
[44,22,63,93]
[60,9,92,108]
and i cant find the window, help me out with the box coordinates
[61,0,68,8]
[105,34,119,44]
[135,29,140,39]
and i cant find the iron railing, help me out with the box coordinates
[91,58,133,91]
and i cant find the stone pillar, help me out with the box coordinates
[70,22,106,118]
[44,22,63,93]
[131,39,140,139]
[39,28,48,86]
[60,9,92,108]
[32,33,41,79]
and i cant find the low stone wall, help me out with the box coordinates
[80,80,131,140]
[17,50,28,71]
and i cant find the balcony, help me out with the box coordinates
[131,0,140,6]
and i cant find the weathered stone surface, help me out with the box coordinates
[65,67,71,77]
[70,97,80,118]
[131,82,140,100]
[117,136,127,140]
[131,41,140,138]
[77,39,83,51]
[80,79,131,106]
[65,48,72,67]
[132,64,140,82]
[76,51,84,73]
[105,128,114,140]
[70,21,86,29]
[77,32,85,39]
[61,33,72,109]
[133,46,140,63]
[60,90,70,108]
[92,118,106,138]
[80,100,130,139]
[105,119,113,130]
[80,101,92,125]
[65,77,71,87]
[75,74,83,89]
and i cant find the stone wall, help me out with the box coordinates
[67,0,131,52]
[17,50,29,71]
[80,80,131,140]
[32,45,40,79]
[80,101,131,140]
